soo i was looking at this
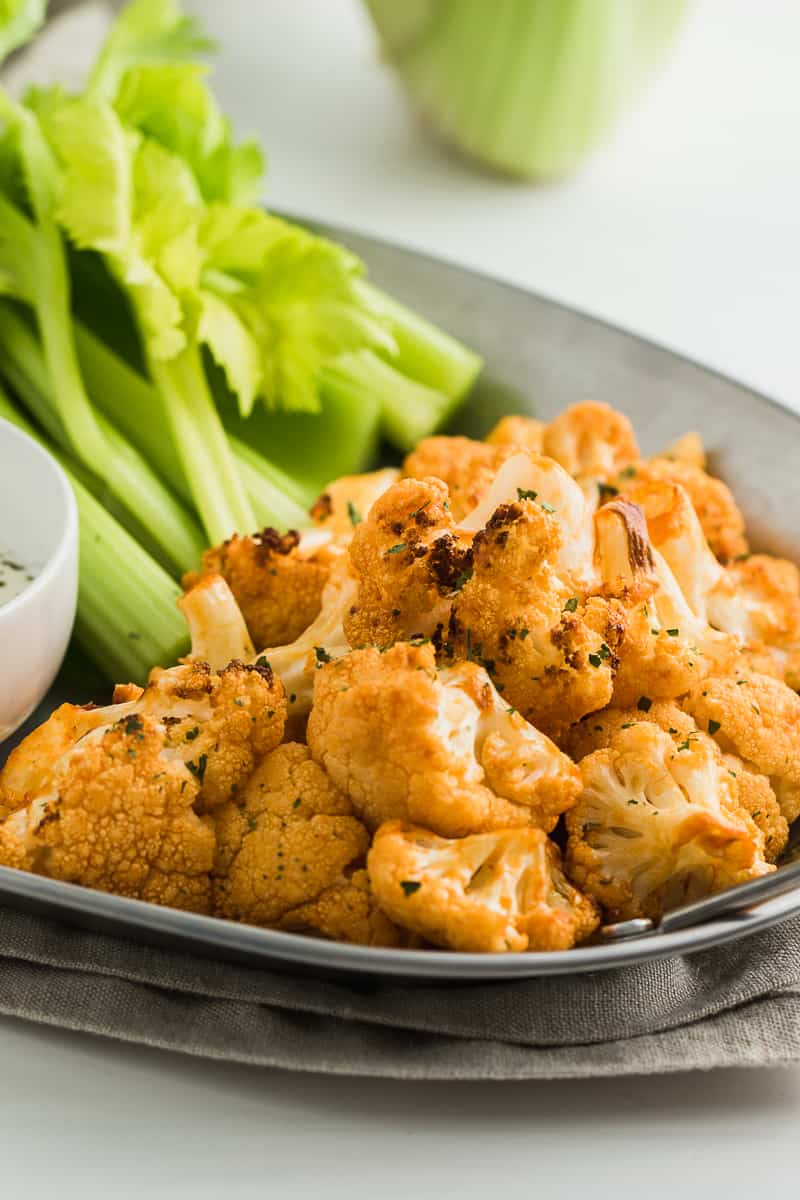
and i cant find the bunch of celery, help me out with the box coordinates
[364,0,688,178]
[0,0,481,683]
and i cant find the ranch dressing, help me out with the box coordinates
[0,549,36,607]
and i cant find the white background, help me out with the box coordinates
[2,1,800,1195]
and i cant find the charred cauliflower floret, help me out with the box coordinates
[485,414,546,455]
[307,643,581,837]
[542,401,639,482]
[0,714,215,911]
[594,499,737,706]
[403,436,517,521]
[368,821,599,953]
[613,458,748,562]
[721,754,788,863]
[450,499,625,738]
[182,528,332,651]
[0,660,286,818]
[565,723,772,922]
[684,672,800,824]
[309,467,400,539]
[212,743,380,938]
[345,475,471,648]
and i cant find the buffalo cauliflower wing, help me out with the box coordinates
[368,821,599,953]
[345,475,471,648]
[403,436,517,521]
[0,714,215,911]
[450,498,625,738]
[542,401,639,483]
[612,457,748,562]
[183,528,332,651]
[684,672,800,824]
[212,742,385,936]
[565,723,772,922]
[307,642,581,837]
[485,415,546,455]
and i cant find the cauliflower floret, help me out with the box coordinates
[345,475,470,648]
[212,742,373,932]
[564,701,696,762]
[721,754,788,863]
[179,574,256,669]
[565,723,772,922]
[485,414,546,455]
[563,702,788,863]
[309,467,400,539]
[278,867,408,947]
[594,499,737,706]
[0,714,215,912]
[403,436,518,521]
[542,401,639,483]
[368,821,599,953]
[683,672,800,824]
[1,658,287,817]
[658,430,707,470]
[450,499,625,738]
[183,528,332,651]
[307,642,581,837]
[264,555,358,719]
[706,555,800,688]
[613,458,748,562]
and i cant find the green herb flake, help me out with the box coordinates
[516,488,538,502]
[619,466,637,480]
[637,696,652,712]
[185,726,200,741]
[588,653,602,668]
[400,881,422,897]
[708,719,721,736]
[540,501,556,513]
[385,542,407,556]
[666,628,680,638]
[564,598,579,613]
[314,646,333,666]
[598,482,619,500]
[187,754,208,784]
[347,500,362,527]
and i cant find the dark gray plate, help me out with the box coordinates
[3,224,800,981]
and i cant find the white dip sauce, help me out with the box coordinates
[0,549,36,607]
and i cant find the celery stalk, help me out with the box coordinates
[0,385,188,683]
[74,322,310,527]
[0,301,205,575]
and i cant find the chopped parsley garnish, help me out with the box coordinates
[255,655,271,669]
[588,653,602,668]
[293,797,302,809]
[185,726,200,741]
[385,542,407,556]
[666,628,680,638]
[400,881,422,897]
[540,501,556,513]
[451,565,473,592]
[619,465,637,480]
[517,488,538,502]
[708,719,721,736]
[187,754,208,784]
[598,643,611,660]
[598,482,619,499]
[123,714,143,735]
[347,500,362,527]
[518,628,530,640]
[564,597,579,613]
[637,696,652,712]
[621,722,634,729]
[409,500,432,520]
[314,646,333,666]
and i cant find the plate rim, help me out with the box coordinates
[3,223,800,980]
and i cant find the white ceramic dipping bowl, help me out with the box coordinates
[0,417,78,742]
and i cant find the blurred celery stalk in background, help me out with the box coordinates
[364,0,688,178]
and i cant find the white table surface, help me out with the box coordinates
[3,2,800,1195]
